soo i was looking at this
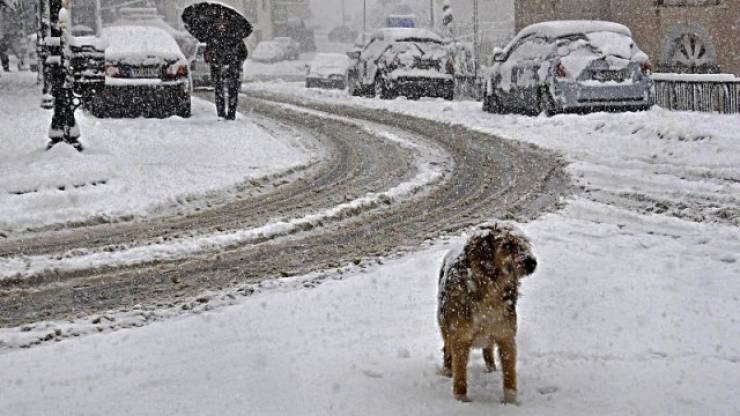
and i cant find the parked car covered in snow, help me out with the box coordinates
[189,42,211,87]
[347,28,453,100]
[305,53,350,89]
[273,37,300,60]
[251,40,286,63]
[483,20,653,115]
[91,25,191,118]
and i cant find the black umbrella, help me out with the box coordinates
[182,2,253,42]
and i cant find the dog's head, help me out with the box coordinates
[465,223,537,280]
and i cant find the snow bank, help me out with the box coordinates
[0,100,450,279]
[0,72,314,232]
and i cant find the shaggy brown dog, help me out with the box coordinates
[437,223,537,403]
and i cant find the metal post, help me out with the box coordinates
[46,0,82,151]
[473,0,479,78]
[362,0,366,42]
[95,0,102,34]
[429,0,434,30]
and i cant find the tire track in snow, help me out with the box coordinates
[0,92,569,328]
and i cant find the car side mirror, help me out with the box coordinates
[346,51,360,60]
[493,51,505,63]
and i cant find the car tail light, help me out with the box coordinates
[555,62,567,78]
[165,64,188,79]
[104,63,120,77]
[641,61,652,75]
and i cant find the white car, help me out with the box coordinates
[305,53,350,89]
[483,20,653,115]
[251,41,285,63]
[91,25,191,118]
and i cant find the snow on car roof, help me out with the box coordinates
[370,28,442,43]
[518,20,632,40]
[101,26,184,61]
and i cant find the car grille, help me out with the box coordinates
[592,70,627,82]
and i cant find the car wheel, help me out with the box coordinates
[443,84,454,101]
[538,88,557,116]
[374,75,392,99]
[176,98,192,118]
[305,79,312,89]
[482,93,501,113]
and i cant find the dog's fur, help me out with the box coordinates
[437,223,537,403]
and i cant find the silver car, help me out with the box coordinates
[190,43,211,87]
[306,53,349,89]
[483,20,653,115]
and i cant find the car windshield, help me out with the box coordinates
[394,40,446,58]
[549,31,637,60]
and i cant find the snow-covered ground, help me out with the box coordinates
[1,77,739,415]
[0,72,315,232]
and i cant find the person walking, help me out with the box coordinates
[204,21,248,120]
[0,33,12,72]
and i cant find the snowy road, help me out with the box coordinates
[0,90,567,332]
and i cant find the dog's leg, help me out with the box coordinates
[442,344,452,377]
[483,343,496,372]
[451,339,473,402]
[498,337,518,404]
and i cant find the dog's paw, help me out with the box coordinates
[454,393,472,403]
[502,389,519,405]
[485,364,497,373]
[440,367,452,378]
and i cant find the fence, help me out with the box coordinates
[650,74,740,114]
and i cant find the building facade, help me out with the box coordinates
[514,0,740,75]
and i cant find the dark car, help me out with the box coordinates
[347,28,453,100]
[328,25,358,43]
[483,20,653,115]
[91,25,191,118]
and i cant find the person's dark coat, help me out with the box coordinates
[204,38,248,65]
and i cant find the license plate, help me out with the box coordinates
[131,67,160,78]
[594,70,625,82]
